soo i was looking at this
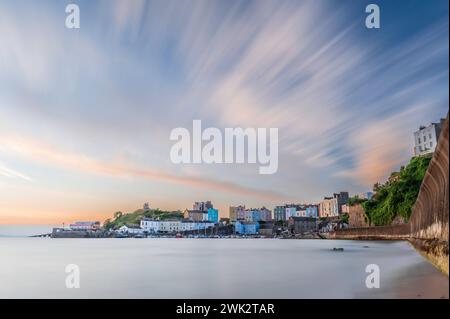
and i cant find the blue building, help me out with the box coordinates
[306,205,318,218]
[244,207,272,222]
[235,221,259,234]
[207,208,219,223]
[274,206,286,221]
[252,210,260,222]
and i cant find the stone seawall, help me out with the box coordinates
[330,114,449,274]
[329,224,410,240]
[409,116,449,242]
[348,204,370,228]
[51,229,107,238]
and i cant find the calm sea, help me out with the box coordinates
[0,236,448,298]
[0,225,57,237]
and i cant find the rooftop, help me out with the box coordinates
[70,221,100,226]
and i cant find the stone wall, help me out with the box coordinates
[348,204,370,228]
[51,228,106,238]
[409,115,449,242]
[329,224,410,240]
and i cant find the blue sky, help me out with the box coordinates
[0,0,448,223]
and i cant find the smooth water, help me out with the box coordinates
[0,238,448,298]
[0,225,56,237]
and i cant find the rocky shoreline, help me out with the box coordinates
[409,238,449,276]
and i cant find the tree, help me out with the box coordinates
[341,213,349,224]
[373,182,381,192]
[103,219,113,230]
[362,156,431,226]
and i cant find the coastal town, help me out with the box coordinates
[51,192,370,239]
[47,117,446,240]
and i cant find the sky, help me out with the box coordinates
[0,0,448,224]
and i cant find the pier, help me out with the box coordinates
[29,233,52,238]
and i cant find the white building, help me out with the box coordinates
[69,221,100,231]
[140,220,181,233]
[180,221,215,231]
[140,218,214,233]
[140,219,162,233]
[413,121,444,156]
[319,197,339,217]
[159,221,183,233]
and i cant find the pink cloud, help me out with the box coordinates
[0,133,288,202]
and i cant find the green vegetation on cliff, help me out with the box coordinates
[362,156,431,226]
[103,209,183,230]
[341,213,349,224]
[348,196,367,206]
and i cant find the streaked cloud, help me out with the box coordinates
[335,99,444,184]
[0,162,32,182]
[0,133,288,202]
[0,0,448,223]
